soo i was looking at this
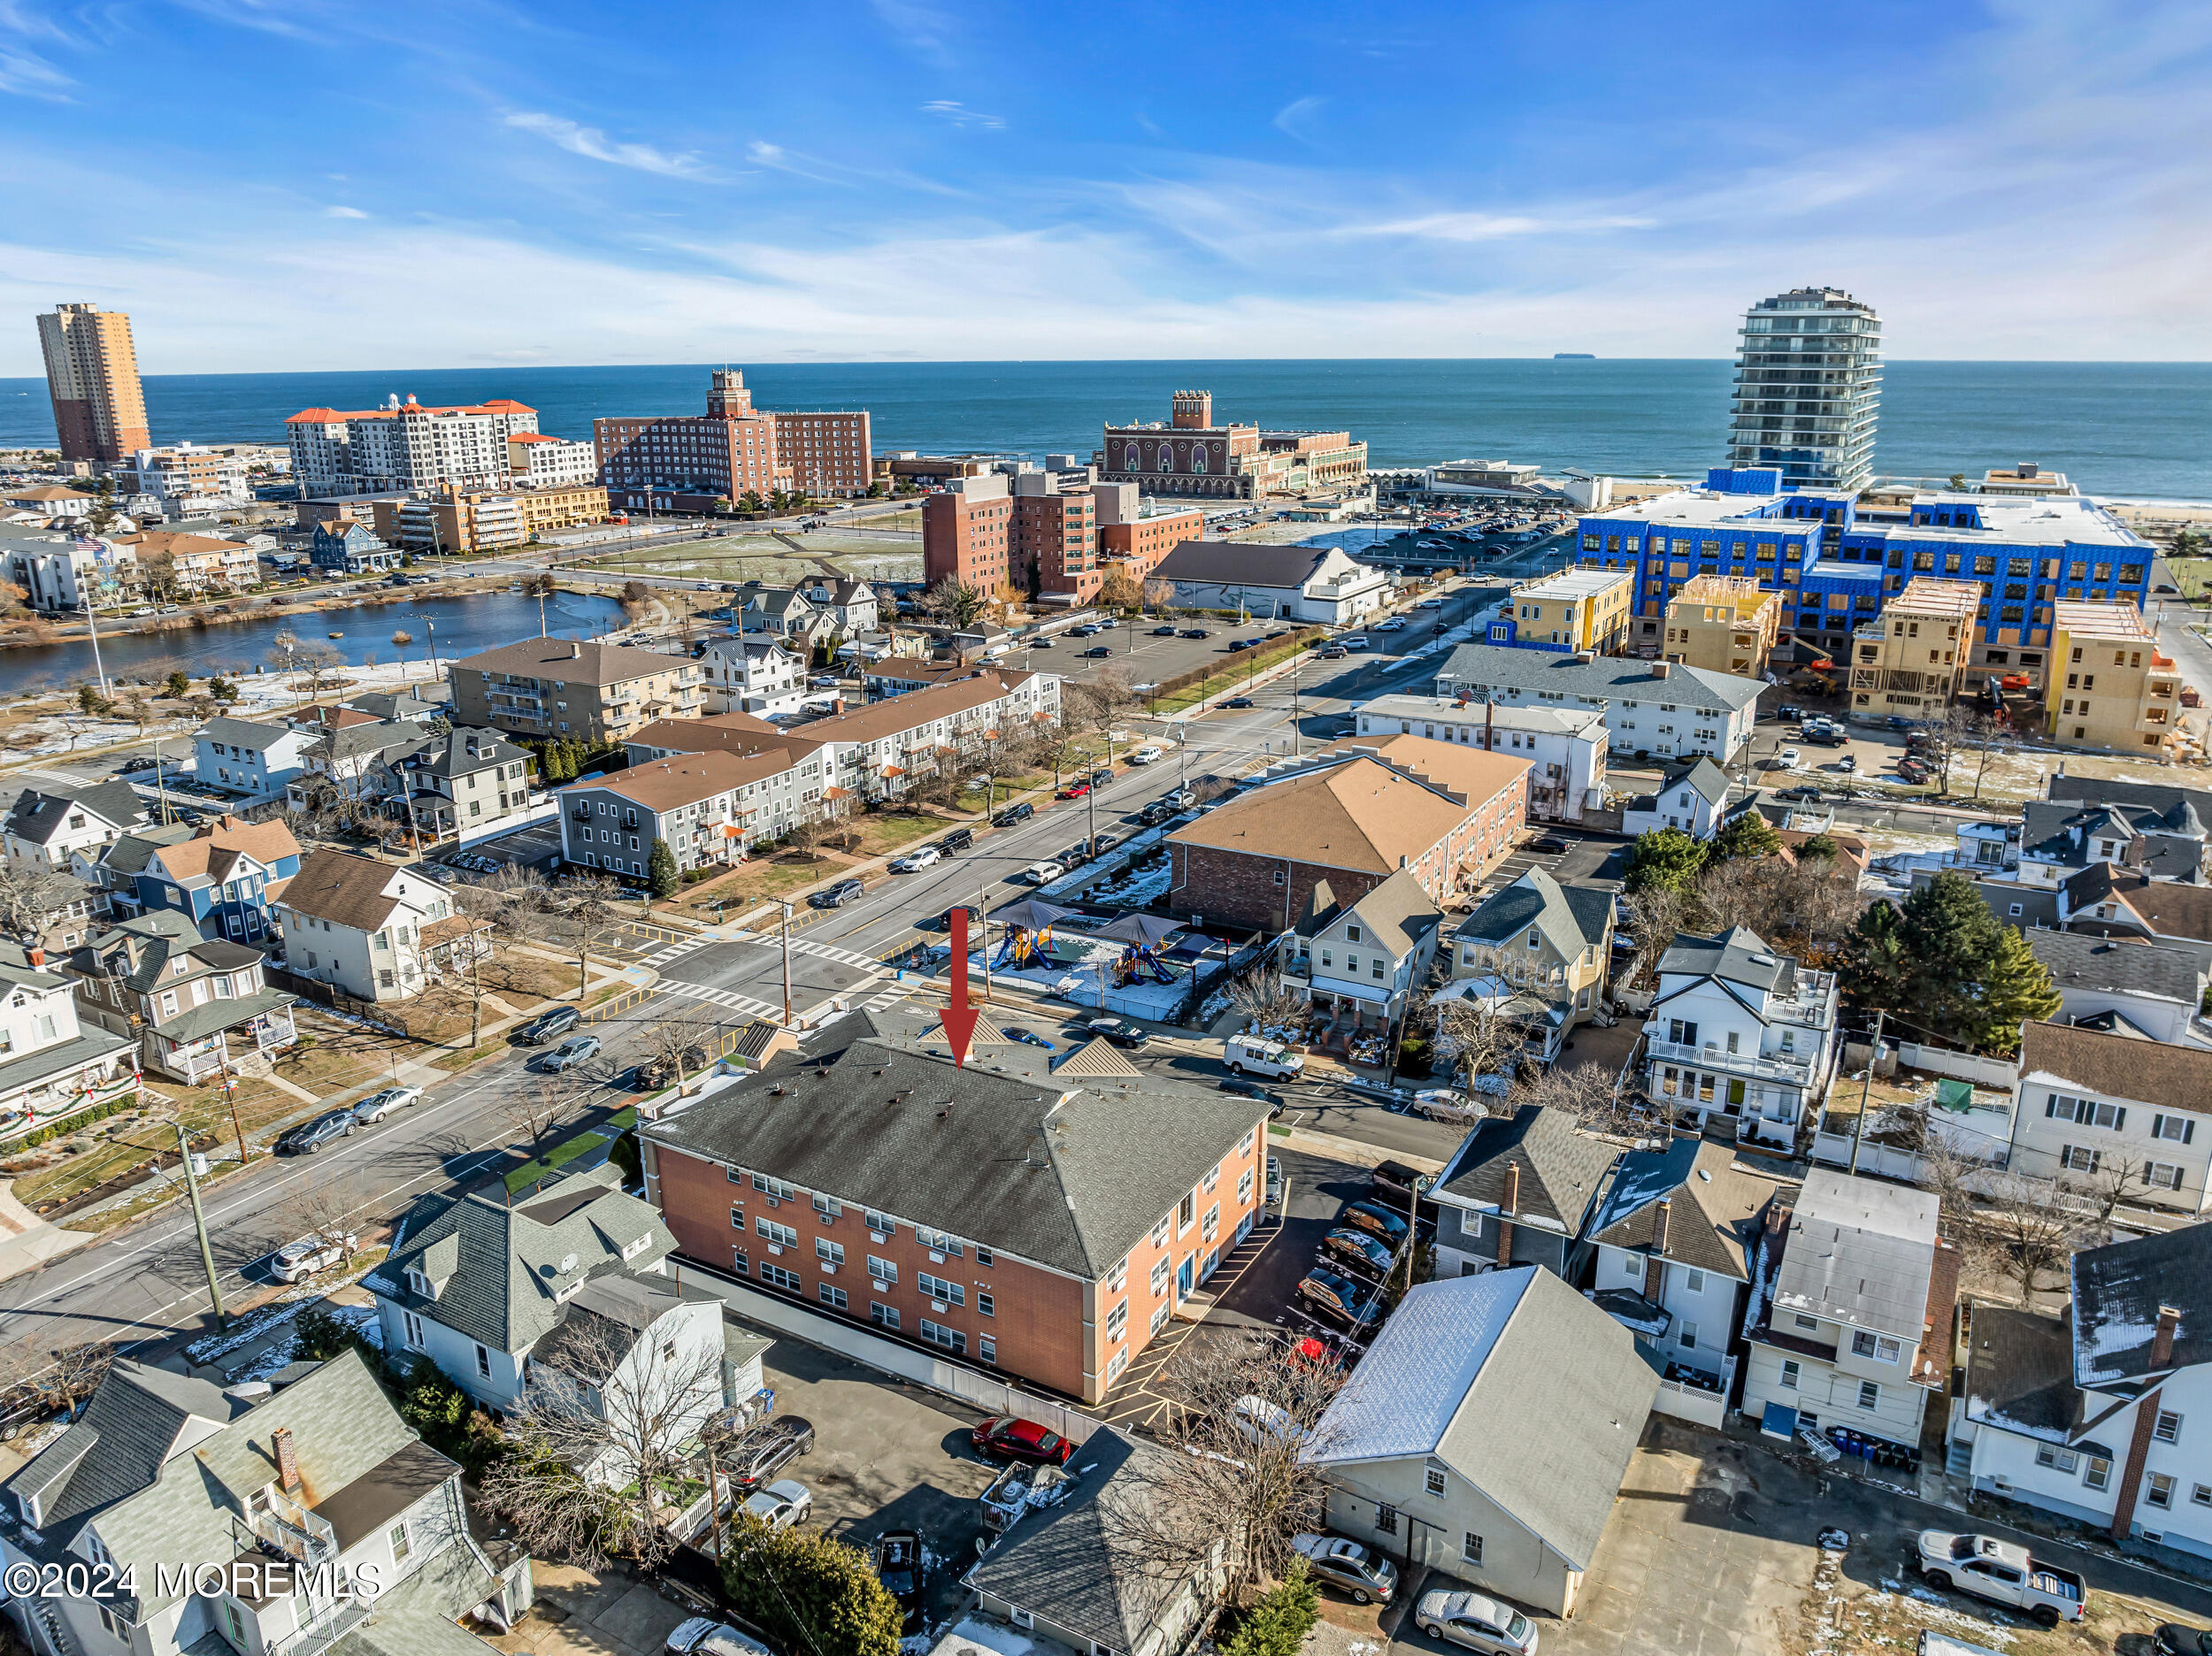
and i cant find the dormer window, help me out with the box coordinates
[407,1268,433,1299]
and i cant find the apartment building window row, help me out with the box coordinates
[917,1271,965,1307]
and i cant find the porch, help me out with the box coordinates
[145,993,299,1084]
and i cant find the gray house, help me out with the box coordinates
[1302,1268,1657,1619]
[1430,1106,1620,1282]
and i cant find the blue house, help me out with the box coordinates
[310,519,399,575]
[80,814,304,944]
[195,716,315,799]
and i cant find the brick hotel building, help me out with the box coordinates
[595,370,872,511]
[1098,389,1368,502]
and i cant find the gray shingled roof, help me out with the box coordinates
[1965,1306,2078,1445]
[2071,1224,2212,1391]
[3,778,148,845]
[964,1428,1202,1652]
[1586,1138,1786,1281]
[1455,867,1610,956]
[2030,930,2204,1005]
[1435,641,1765,715]
[1432,1105,1620,1237]
[2022,798,2207,883]
[530,1273,725,1385]
[362,1164,673,1353]
[643,1016,1267,1279]
[1655,924,1796,995]
[1770,1170,1939,1339]
[1323,867,1443,958]
[1656,755,1733,807]
[397,725,527,780]
[197,715,296,750]
[2046,772,2212,828]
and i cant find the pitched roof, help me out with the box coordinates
[2022,798,2206,882]
[1655,924,1797,994]
[363,1164,672,1353]
[4,779,149,844]
[788,672,1039,747]
[2028,930,2204,1005]
[1435,640,1766,715]
[1964,1306,2078,1444]
[2069,869,2212,945]
[574,748,795,811]
[529,1272,722,1385]
[642,1018,1266,1279]
[1770,1170,1939,1338]
[1432,1106,1620,1237]
[449,636,691,686]
[1656,755,1733,806]
[626,712,812,763]
[1304,1268,1656,1571]
[2072,1225,2212,1391]
[1151,540,1338,588]
[1168,753,1527,876]
[2046,771,2212,826]
[1455,867,1610,955]
[1314,732,1546,808]
[964,1429,1205,1651]
[2017,1020,2212,1116]
[1586,1138,1788,1281]
[143,814,303,890]
[279,848,449,932]
[199,715,301,750]
[1317,868,1443,957]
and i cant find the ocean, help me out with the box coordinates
[2,359,2207,501]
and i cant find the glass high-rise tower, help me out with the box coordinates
[1725,288,1881,493]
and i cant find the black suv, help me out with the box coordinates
[516,1006,582,1045]
[993,801,1034,827]
[938,826,975,853]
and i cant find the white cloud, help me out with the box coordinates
[504,111,710,179]
[0,45,73,99]
[920,100,1003,131]
[324,205,369,219]
[1271,96,1326,145]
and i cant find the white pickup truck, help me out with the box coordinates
[1915,1530,2086,1626]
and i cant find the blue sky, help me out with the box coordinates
[2,0,2208,372]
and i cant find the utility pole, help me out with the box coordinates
[152,734,172,826]
[1849,1009,1885,1175]
[221,1073,246,1168]
[780,901,794,1028]
[178,1120,226,1327]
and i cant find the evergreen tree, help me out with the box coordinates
[1624,827,1709,894]
[721,1522,902,1656]
[1712,810,1782,862]
[1973,925,2063,1054]
[1839,871,2053,1054]
[1221,1561,1321,1656]
[164,670,191,699]
[1838,899,1912,1014]
[647,838,680,899]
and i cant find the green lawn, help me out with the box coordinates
[505,1130,609,1193]
[1153,635,1318,713]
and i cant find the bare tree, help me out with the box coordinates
[1430,993,1532,1099]
[44,1342,115,1421]
[1621,884,1686,993]
[0,861,79,947]
[2064,1154,2147,1240]
[1142,578,1177,617]
[549,871,626,1000]
[1970,1169,2084,1307]
[276,1170,370,1261]
[640,1008,722,1086]
[295,640,346,701]
[507,1077,573,1154]
[1226,966,1309,1038]
[1508,1059,1629,1131]
[1117,1336,1348,1593]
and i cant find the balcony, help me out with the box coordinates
[1644,1037,1812,1087]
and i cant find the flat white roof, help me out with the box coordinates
[1513,566,1633,602]
[1358,693,1605,735]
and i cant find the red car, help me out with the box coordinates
[1056,780,1093,800]
[971,1415,1074,1465]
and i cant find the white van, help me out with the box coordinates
[1232,1394,1310,1453]
[1224,1033,1305,1079]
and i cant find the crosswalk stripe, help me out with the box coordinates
[660,980,781,1019]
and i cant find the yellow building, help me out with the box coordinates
[1661,575,1781,676]
[1848,577,1981,722]
[1502,567,1633,654]
[371,483,606,553]
[2045,602,2182,755]
[517,483,609,535]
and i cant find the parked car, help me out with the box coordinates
[1369,1159,1425,1204]
[1228,638,1252,652]
[1056,779,1092,799]
[1916,1530,2085,1626]
[119,755,157,773]
[350,1085,421,1123]
[809,878,866,908]
[1168,787,1198,809]
[1321,645,1348,659]
[993,801,1035,826]
[1415,597,1444,610]
[1527,833,1570,854]
[929,905,983,933]
[727,1416,815,1492]
[1887,715,1917,732]
[1291,1534,1399,1606]
[1835,753,1858,773]
[541,1034,602,1073]
[810,675,841,689]
[1296,1267,1377,1329]
[872,1530,925,1623]
[1338,1199,1410,1246]
[2155,1624,2212,1655]
[1023,861,1064,885]
[1089,830,1124,854]
[1224,1032,1304,1079]
[972,1415,1075,1465]
[1217,1077,1285,1116]
[1002,1026,1053,1049]
[664,1619,774,1656]
[1231,1394,1310,1452]
[516,1006,581,1045]
[275,1110,355,1155]
[741,1478,812,1530]
[888,846,941,872]
[1127,744,1164,764]
[1375,617,1408,632]
[1223,696,1255,709]
[1265,1155,1283,1204]
[1180,628,1211,639]
[1340,635,1370,649]
[1413,1589,1540,1653]
[269,1231,357,1283]
[1778,746,1802,767]
[1084,645,1113,657]
[1775,785,1823,803]
[1030,636,1054,648]
[938,826,975,853]
[1088,767,1114,786]
[1085,1016,1150,1048]
[1151,625,1179,636]
[1322,1227,1394,1278]
[1777,703,1805,721]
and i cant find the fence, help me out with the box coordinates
[668,1256,1104,1447]
[266,967,412,1037]
[1809,1132,1926,1182]
[1896,1041,2019,1089]
[1651,1372,1730,1430]
[582,985,650,1024]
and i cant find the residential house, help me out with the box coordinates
[560,749,800,878]
[77,812,302,944]
[2025,931,2207,1045]
[1486,567,1634,655]
[1353,694,1609,823]
[1584,1137,1793,1415]
[641,1011,1268,1405]
[0,871,99,956]
[740,587,834,654]
[448,636,703,745]
[1448,868,1615,1042]
[964,1427,1225,1656]
[349,685,451,723]
[1302,1268,1658,1619]
[1164,743,1530,934]
[800,576,879,632]
[2046,773,2212,824]
[309,517,400,574]
[2059,868,2212,978]
[289,708,435,813]
[3,779,149,872]
[2015,794,2208,888]
[68,909,297,1084]
[2008,1021,2212,1212]
[1740,1169,1956,1459]
[274,850,488,1003]
[1277,869,1444,1038]
[1621,756,1736,840]
[1642,924,1840,1149]
[1429,1105,1620,1282]
[1435,642,1764,763]
[699,637,808,718]
[0,1350,532,1656]
[0,939,136,1142]
[373,726,534,844]
[195,716,316,799]
[1955,1226,2212,1556]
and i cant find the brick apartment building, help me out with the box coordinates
[595,370,872,510]
[1097,486,1205,578]
[1166,740,1530,933]
[641,1016,1268,1403]
[448,636,702,744]
[923,472,1106,602]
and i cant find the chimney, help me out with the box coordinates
[1651,1197,1671,1256]
[1495,1162,1520,1267]
[569,639,581,659]
[1650,660,1671,678]
[2019,462,2038,479]
[27,947,45,968]
[2154,1305,2182,1370]
[273,1426,301,1493]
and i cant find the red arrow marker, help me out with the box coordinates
[939,906,979,1066]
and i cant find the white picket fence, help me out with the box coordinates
[1896,1041,2018,1089]
[1809,1132,1928,1183]
[669,1260,1104,1447]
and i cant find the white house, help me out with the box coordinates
[1621,756,1736,841]
[0,1350,530,1656]
[1434,643,1764,763]
[1642,924,1840,1149]
[800,577,879,633]
[1278,868,1444,1036]
[1353,693,1609,824]
[1302,1268,1657,1619]
[2024,931,2208,1046]
[1740,1170,1955,1460]
[3,779,150,872]
[0,939,137,1143]
[273,849,488,1003]
[1583,1137,1792,1422]
[559,748,807,878]
[699,637,809,718]
[195,715,316,800]
[2008,1021,2212,1212]
[1430,1105,1621,1284]
[1148,540,1389,625]
[1956,1226,2212,1558]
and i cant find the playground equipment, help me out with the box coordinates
[995,925,1050,970]
[1112,945,1178,986]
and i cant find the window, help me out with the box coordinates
[977,1292,995,1318]
[2156,1409,2183,1444]
[1179,1192,1196,1230]
[867,1254,896,1284]
[976,1246,995,1267]
[919,1319,966,1354]
[2146,1162,2188,1192]
[474,1343,491,1379]
[871,1301,900,1330]
[1779,1360,1800,1391]
[865,1209,895,1236]
[1851,1331,1901,1364]
[918,1272,965,1307]
[2085,1457,2111,1491]
[756,1217,799,1248]
[818,1283,848,1310]
[1679,1322,1698,1351]
[815,1238,845,1266]
[1376,1503,1398,1536]
[979,1336,996,1363]
[750,1172,797,1201]
[1150,1259,1171,1297]
[2148,1474,2176,1510]
[1105,1301,1128,1342]
[2193,1484,2212,1508]
[1793,1314,1820,1332]
[2060,1145,2101,1175]
[1425,1467,1448,1498]
[758,1262,802,1292]
[811,1193,841,1221]
[2035,1445,2079,1474]
[1010,1608,1034,1629]
[402,1311,425,1350]
[1857,1381,1880,1411]
[388,1521,412,1563]
[916,1228,964,1258]
[1238,1169,1255,1205]
[1462,1532,1484,1566]
[1151,1216,1171,1248]
[731,1248,749,1276]
[98,1604,128,1639]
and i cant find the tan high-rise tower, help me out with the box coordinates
[37,303,152,463]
